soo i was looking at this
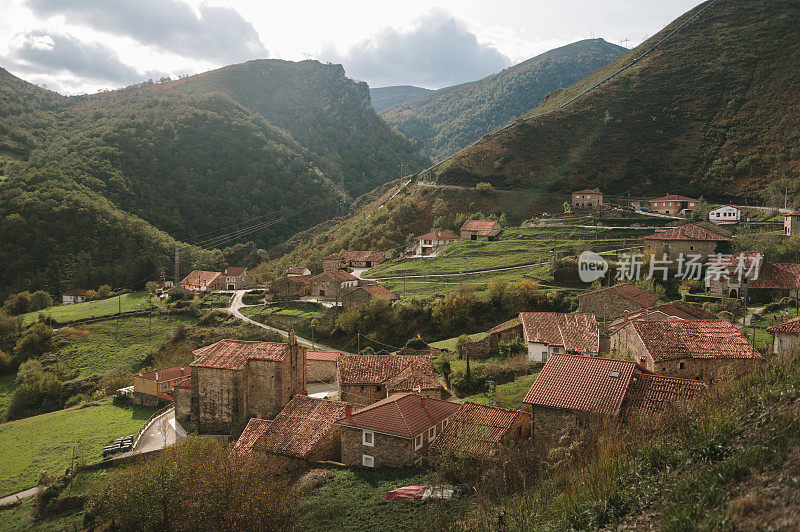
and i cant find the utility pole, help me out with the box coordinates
[785,187,789,211]
[174,244,180,283]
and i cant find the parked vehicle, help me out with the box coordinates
[639,207,653,213]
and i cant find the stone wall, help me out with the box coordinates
[340,427,415,468]
[339,384,387,405]
[610,321,651,365]
[341,289,373,311]
[307,359,337,383]
[173,386,192,429]
[533,406,580,442]
[652,356,757,383]
[194,367,243,434]
[646,239,719,263]
[578,292,648,321]
[246,360,284,419]
[773,332,800,356]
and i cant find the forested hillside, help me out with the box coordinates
[431,0,800,203]
[382,39,626,160]
[0,60,428,299]
[369,85,432,112]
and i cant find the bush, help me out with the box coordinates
[475,182,494,194]
[64,393,89,408]
[6,359,62,420]
[97,285,112,299]
[167,286,193,301]
[0,349,15,375]
[14,322,54,361]
[498,338,526,359]
[405,337,427,350]
[30,291,53,311]
[3,291,32,315]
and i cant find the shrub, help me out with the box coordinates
[167,286,193,301]
[475,182,494,194]
[30,291,53,311]
[0,349,15,375]
[14,322,54,361]
[498,338,526,359]
[3,291,32,315]
[404,337,427,350]
[6,359,62,419]
[64,393,89,408]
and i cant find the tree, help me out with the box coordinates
[7,359,62,419]
[694,196,711,221]
[97,285,113,299]
[475,182,494,194]
[145,281,159,294]
[3,292,32,315]
[14,322,54,361]
[30,291,53,311]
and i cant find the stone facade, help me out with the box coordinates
[339,383,445,405]
[785,214,800,237]
[644,238,718,264]
[532,406,584,442]
[173,385,192,427]
[309,273,358,299]
[307,359,337,383]
[571,189,603,209]
[269,276,310,297]
[339,417,451,468]
[773,332,800,356]
[578,290,655,322]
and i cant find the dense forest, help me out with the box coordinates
[381,39,626,160]
[369,85,432,112]
[431,0,800,203]
[0,60,428,299]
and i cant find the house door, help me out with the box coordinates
[227,284,235,290]
[471,235,477,241]
[319,289,326,297]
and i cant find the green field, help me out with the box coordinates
[240,304,322,320]
[463,373,539,410]
[0,400,156,496]
[429,332,487,351]
[55,315,195,378]
[297,467,468,531]
[20,292,155,326]
[0,374,14,415]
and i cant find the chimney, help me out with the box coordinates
[344,404,352,418]
[180,365,185,373]
[623,310,629,322]
[154,372,159,381]
[421,396,428,409]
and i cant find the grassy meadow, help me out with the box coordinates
[0,400,156,496]
[20,292,155,326]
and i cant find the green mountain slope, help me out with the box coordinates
[382,39,626,161]
[0,60,428,298]
[369,85,432,112]
[431,0,800,202]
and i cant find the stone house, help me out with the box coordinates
[269,276,311,298]
[132,365,191,406]
[522,353,706,441]
[428,402,531,457]
[232,395,356,471]
[341,284,397,310]
[309,270,359,300]
[784,211,800,237]
[337,354,444,405]
[62,288,88,305]
[323,251,387,271]
[220,267,251,290]
[609,300,716,329]
[285,267,311,277]
[571,188,603,209]
[180,270,223,293]
[577,283,660,322]
[460,220,501,241]
[767,316,800,356]
[642,223,731,263]
[180,336,306,435]
[413,229,459,256]
[709,205,741,224]
[306,350,339,382]
[649,194,698,216]
[518,312,600,361]
[748,262,800,301]
[336,393,460,468]
[704,251,763,300]
[610,319,760,383]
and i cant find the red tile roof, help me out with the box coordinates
[306,350,340,362]
[766,316,800,335]
[749,263,800,290]
[384,366,442,393]
[573,188,602,194]
[63,288,88,296]
[488,317,521,334]
[460,219,501,237]
[622,373,707,415]
[313,270,359,283]
[336,393,459,438]
[223,266,247,277]
[417,229,459,240]
[650,194,698,202]
[135,365,191,382]
[357,285,397,300]
[232,419,272,459]
[619,301,717,324]
[522,354,640,416]
[631,319,759,362]
[191,339,291,370]
[180,270,222,287]
[337,354,438,386]
[784,211,800,217]
[643,223,731,242]
[578,283,660,308]
[519,312,600,353]
[251,396,352,459]
[429,402,530,455]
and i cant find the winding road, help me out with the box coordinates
[227,290,353,355]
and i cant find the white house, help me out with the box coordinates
[519,312,600,362]
[767,316,800,356]
[412,229,459,257]
[62,289,88,305]
[709,205,741,224]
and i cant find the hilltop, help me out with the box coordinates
[430,0,800,203]
[0,60,428,299]
[381,39,626,160]
[369,85,432,112]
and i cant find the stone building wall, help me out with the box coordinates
[532,406,580,442]
[645,239,718,263]
[246,360,284,419]
[652,356,757,383]
[194,367,243,434]
[341,289,373,310]
[307,359,337,383]
[339,384,387,405]
[173,386,192,429]
[773,332,800,356]
[340,427,414,467]
[578,292,647,322]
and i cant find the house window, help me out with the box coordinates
[362,430,374,447]
[679,362,686,370]
[362,454,374,468]
[428,426,436,441]
[442,418,448,429]
[414,434,423,450]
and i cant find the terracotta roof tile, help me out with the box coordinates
[617,301,717,325]
[573,188,602,194]
[578,283,660,308]
[336,393,459,438]
[285,267,310,275]
[519,312,600,353]
[180,270,222,286]
[306,350,340,362]
[460,219,501,237]
[223,266,247,277]
[190,339,291,370]
[767,316,800,334]
[522,354,639,416]
[784,211,800,217]
[337,354,438,386]
[643,223,731,242]
[417,229,459,240]
[232,419,272,459]
[622,373,707,415]
[632,319,759,362]
[650,194,698,202]
[749,263,800,290]
[357,285,397,299]
[384,366,442,393]
[488,317,521,334]
[250,396,352,459]
[313,270,359,283]
[429,402,530,455]
[63,288,88,296]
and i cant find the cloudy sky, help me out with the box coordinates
[0,0,701,95]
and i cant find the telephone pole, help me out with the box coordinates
[174,244,180,283]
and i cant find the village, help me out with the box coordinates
[53,188,797,480]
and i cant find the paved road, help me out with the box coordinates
[132,407,176,454]
[227,291,353,355]
[0,486,41,507]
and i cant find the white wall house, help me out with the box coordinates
[519,312,600,363]
[413,230,459,257]
[526,341,566,363]
[709,205,741,224]
[62,289,88,305]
